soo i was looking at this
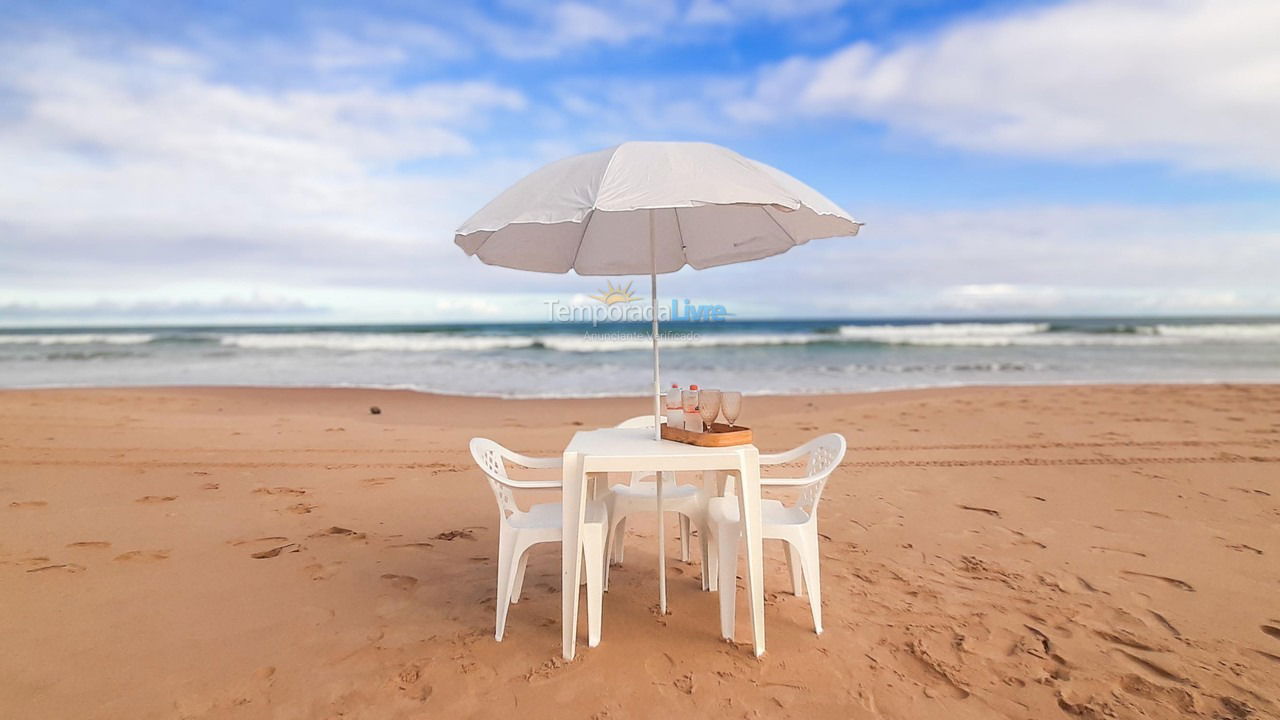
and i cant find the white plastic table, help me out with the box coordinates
[560,427,765,660]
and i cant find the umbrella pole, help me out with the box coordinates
[650,208,667,616]
[649,209,661,442]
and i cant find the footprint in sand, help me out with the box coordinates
[388,542,435,551]
[114,550,170,563]
[1261,624,1280,641]
[361,476,395,487]
[1075,575,1104,593]
[26,563,85,574]
[958,504,1001,518]
[67,541,112,549]
[1094,629,1164,652]
[9,500,48,509]
[253,487,307,496]
[310,526,366,540]
[229,535,288,546]
[1115,649,1188,684]
[250,543,300,559]
[1149,611,1181,638]
[381,573,418,590]
[434,529,478,541]
[199,482,220,490]
[304,561,344,581]
[1230,486,1272,497]
[1121,571,1195,592]
[135,496,177,504]
[1091,546,1148,558]
[1115,508,1171,520]
[285,503,317,515]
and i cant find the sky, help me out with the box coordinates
[1,0,1278,326]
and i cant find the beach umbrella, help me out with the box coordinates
[454,141,862,439]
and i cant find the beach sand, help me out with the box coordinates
[1,384,1278,719]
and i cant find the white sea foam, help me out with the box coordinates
[837,323,1074,346]
[218,333,539,352]
[0,333,155,345]
[839,322,1048,340]
[540,332,834,352]
[1153,323,1280,340]
[834,322,1280,346]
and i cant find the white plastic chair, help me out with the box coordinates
[470,438,607,646]
[708,433,846,637]
[602,416,712,594]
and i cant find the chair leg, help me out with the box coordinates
[716,521,739,640]
[613,517,627,564]
[785,542,805,597]
[604,514,625,591]
[797,536,823,634]
[511,552,530,603]
[679,514,691,562]
[495,527,517,641]
[583,527,604,648]
[698,519,712,591]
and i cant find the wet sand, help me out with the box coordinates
[1,384,1278,719]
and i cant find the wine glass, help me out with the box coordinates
[722,391,742,427]
[699,389,721,431]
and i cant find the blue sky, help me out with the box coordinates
[1,0,1278,325]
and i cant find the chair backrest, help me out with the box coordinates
[795,433,846,517]
[469,437,521,520]
[615,416,661,484]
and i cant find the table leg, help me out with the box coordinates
[737,448,765,657]
[657,470,666,615]
[561,452,586,660]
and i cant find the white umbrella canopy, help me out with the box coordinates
[454,141,862,439]
[455,141,862,275]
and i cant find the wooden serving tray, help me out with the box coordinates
[661,422,753,447]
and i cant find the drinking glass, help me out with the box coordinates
[681,389,699,416]
[699,389,721,431]
[722,391,742,427]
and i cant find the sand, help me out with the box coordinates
[1,384,1278,719]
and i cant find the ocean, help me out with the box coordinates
[2,318,1279,398]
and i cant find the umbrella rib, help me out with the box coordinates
[672,207,687,253]
[760,205,801,249]
[567,209,596,274]
[672,207,692,271]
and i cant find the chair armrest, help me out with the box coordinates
[759,476,817,487]
[505,451,563,470]
[759,447,808,465]
[498,479,563,490]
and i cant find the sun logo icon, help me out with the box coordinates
[589,280,641,305]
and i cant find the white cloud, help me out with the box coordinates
[729,0,1280,176]
[458,0,851,59]
[0,293,326,320]
[458,1,680,59]
[686,0,845,24]
[640,202,1280,316]
[0,37,530,294]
